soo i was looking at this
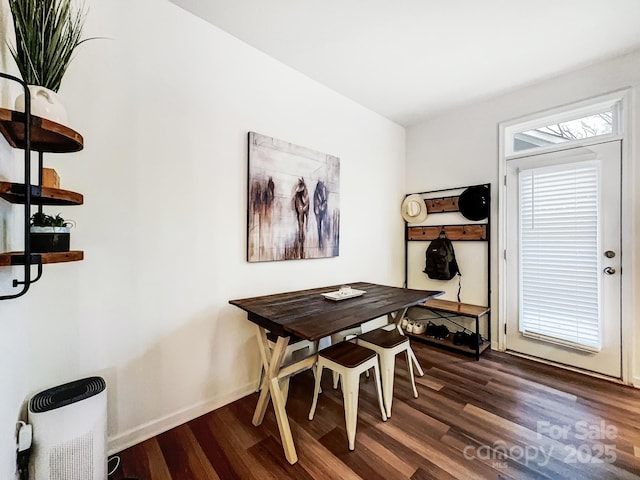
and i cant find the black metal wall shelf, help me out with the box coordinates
[0,72,84,300]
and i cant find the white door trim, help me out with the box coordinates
[497,88,634,384]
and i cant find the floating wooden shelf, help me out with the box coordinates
[0,107,83,153]
[0,250,83,267]
[408,224,487,241]
[0,181,83,206]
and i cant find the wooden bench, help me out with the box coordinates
[410,298,491,360]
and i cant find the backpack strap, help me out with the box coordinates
[441,228,462,301]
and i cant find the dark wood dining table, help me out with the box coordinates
[229,281,442,464]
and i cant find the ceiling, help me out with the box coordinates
[170,0,640,126]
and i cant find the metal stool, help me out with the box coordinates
[308,341,387,450]
[356,327,418,418]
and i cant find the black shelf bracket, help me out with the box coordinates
[0,72,39,300]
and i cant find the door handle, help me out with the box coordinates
[603,267,616,275]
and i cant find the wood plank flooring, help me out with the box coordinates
[111,343,640,479]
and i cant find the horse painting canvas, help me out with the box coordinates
[248,132,340,262]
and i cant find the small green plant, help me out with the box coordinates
[30,212,72,228]
[7,0,94,92]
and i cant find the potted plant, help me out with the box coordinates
[30,212,74,252]
[7,0,93,123]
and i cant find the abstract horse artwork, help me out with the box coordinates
[247,132,340,262]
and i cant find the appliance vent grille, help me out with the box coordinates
[50,431,93,480]
[30,377,106,413]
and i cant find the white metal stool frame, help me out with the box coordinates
[388,310,425,377]
[356,327,418,418]
[333,310,424,418]
[308,342,387,451]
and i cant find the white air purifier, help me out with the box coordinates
[28,376,107,480]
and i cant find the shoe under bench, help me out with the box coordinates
[405,298,491,361]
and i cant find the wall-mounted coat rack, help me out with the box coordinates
[402,183,491,360]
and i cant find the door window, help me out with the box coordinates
[504,97,621,157]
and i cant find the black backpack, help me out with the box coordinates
[423,230,461,281]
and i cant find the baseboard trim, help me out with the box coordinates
[107,381,256,455]
[505,350,626,384]
[633,376,640,389]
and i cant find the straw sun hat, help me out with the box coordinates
[401,194,427,223]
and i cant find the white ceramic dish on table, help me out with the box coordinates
[321,288,366,301]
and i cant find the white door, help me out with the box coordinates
[505,141,621,378]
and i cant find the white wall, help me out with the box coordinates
[0,0,406,476]
[406,49,640,382]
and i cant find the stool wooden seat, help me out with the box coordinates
[308,341,387,450]
[357,327,418,418]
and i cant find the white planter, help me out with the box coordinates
[15,85,68,124]
[30,226,71,234]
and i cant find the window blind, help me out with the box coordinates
[518,162,601,352]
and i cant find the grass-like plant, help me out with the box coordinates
[30,212,72,228]
[7,0,92,92]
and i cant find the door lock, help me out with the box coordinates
[604,250,616,258]
[603,266,616,275]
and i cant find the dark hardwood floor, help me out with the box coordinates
[111,343,640,479]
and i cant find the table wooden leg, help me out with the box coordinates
[269,374,298,464]
[389,307,425,377]
[252,330,289,426]
[281,377,291,404]
[252,328,271,425]
[252,333,299,464]
[255,327,271,392]
[388,307,408,328]
[408,346,424,377]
